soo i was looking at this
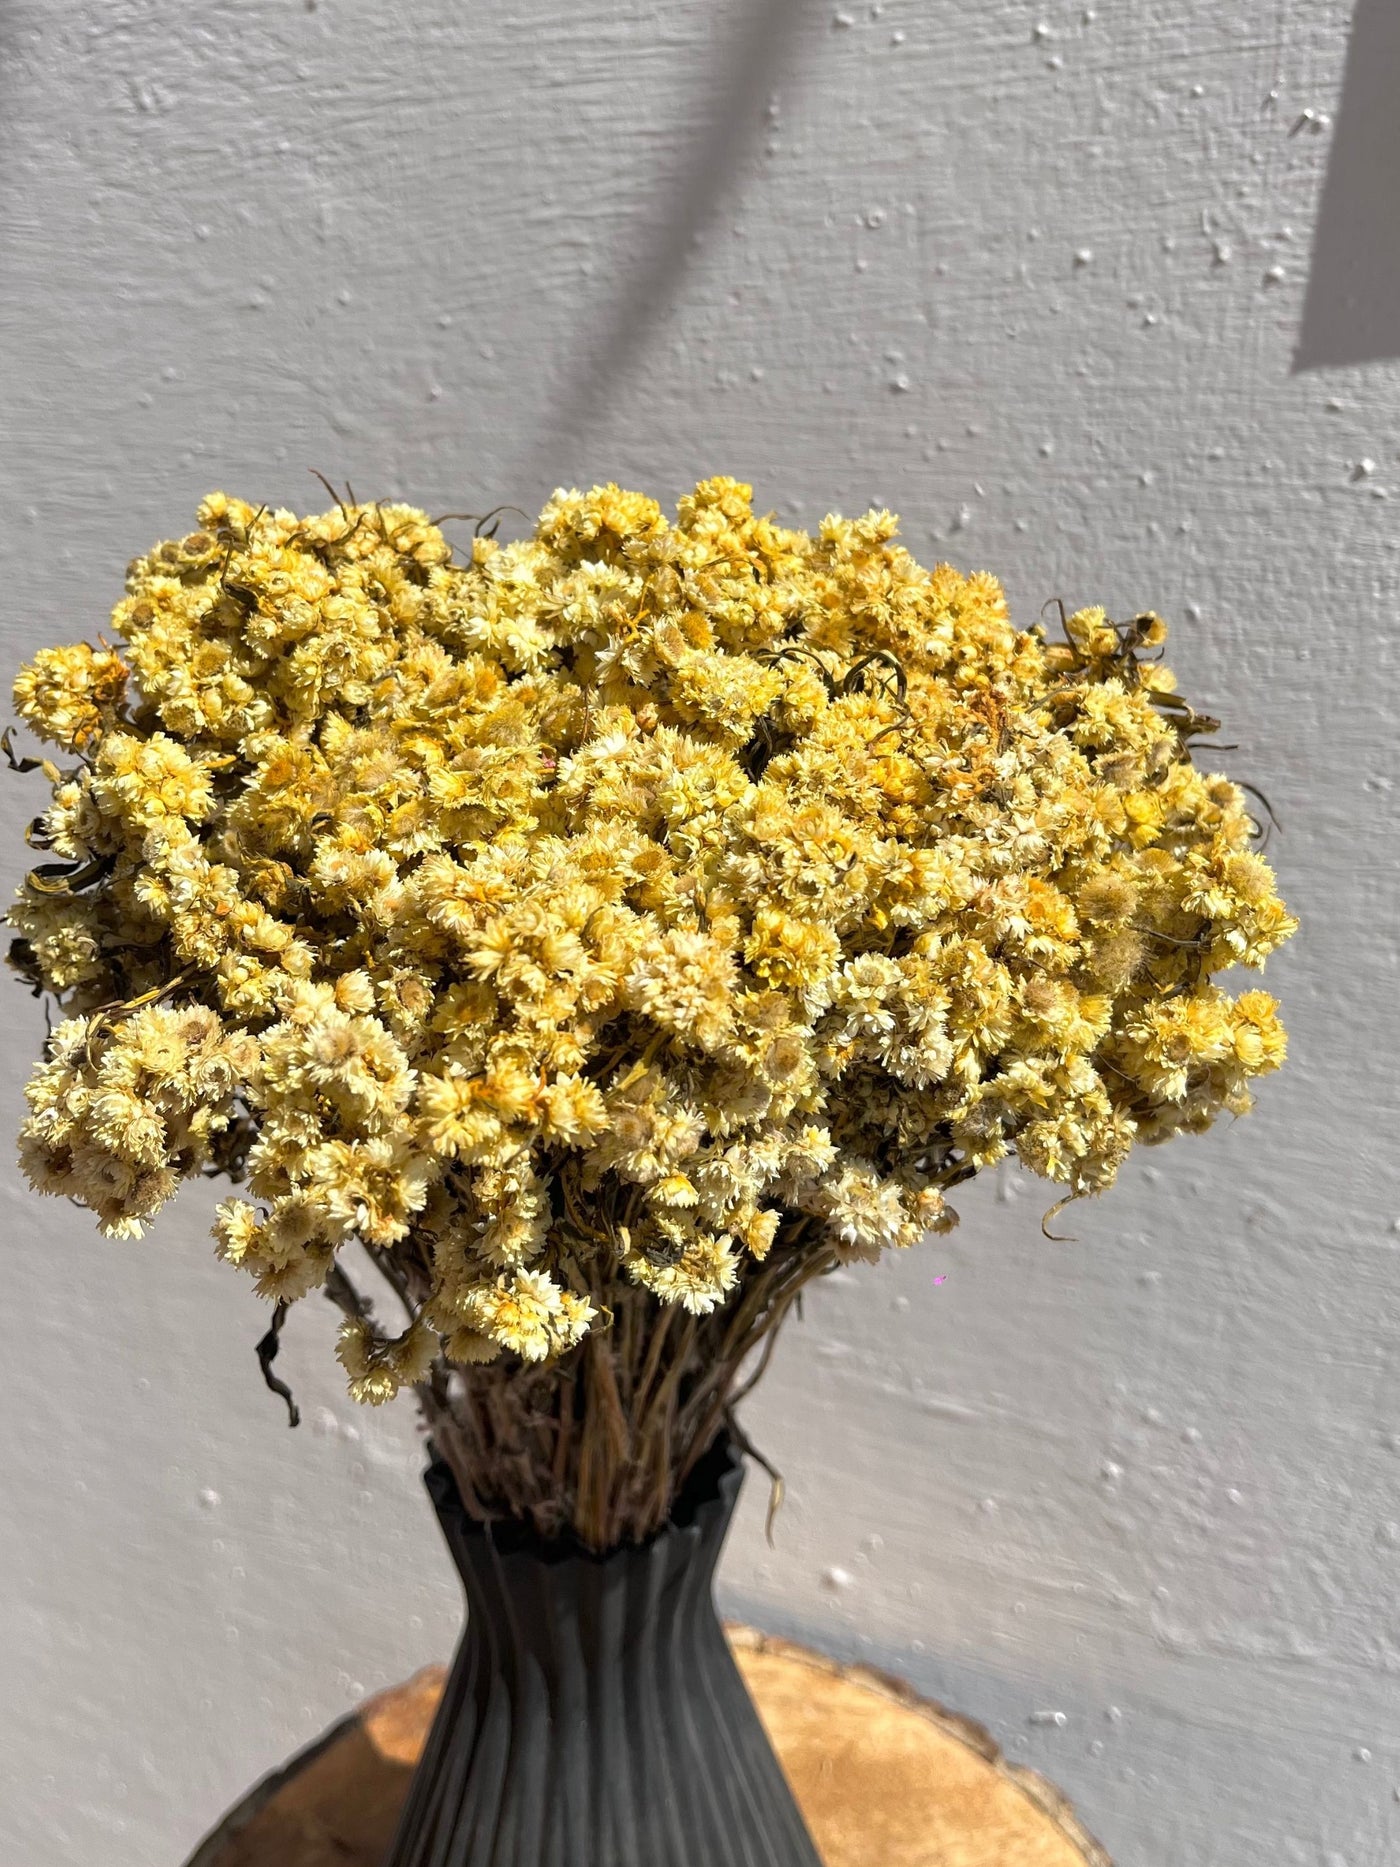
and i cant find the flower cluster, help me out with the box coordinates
[10,479,1294,1403]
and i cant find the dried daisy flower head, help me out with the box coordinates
[8,478,1295,1543]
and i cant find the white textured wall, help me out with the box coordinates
[1,4,1395,1864]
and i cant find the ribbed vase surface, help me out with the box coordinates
[383,1434,823,1867]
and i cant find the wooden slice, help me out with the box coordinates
[187,1626,1111,1867]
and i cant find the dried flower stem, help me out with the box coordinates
[419,1229,834,1549]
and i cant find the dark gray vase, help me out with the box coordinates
[383,1433,824,1867]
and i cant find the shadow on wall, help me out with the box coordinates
[1295,0,1400,371]
[520,0,815,486]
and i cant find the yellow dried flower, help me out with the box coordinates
[7,479,1295,1407]
[13,642,127,751]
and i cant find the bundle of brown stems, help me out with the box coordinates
[406,1228,835,1551]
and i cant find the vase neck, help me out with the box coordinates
[424,1434,741,1670]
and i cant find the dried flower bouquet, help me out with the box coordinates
[9,478,1293,1550]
